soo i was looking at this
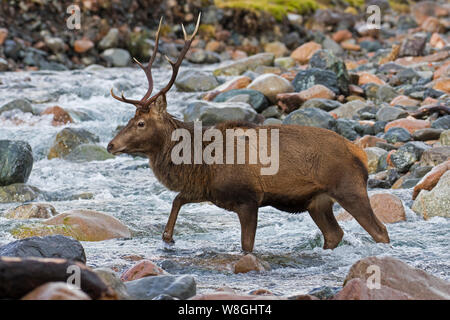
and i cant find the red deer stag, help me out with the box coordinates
[107,14,390,252]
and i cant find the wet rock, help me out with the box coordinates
[0,183,42,203]
[290,41,322,64]
[331,100,366,119]
[175,70,219,92]
[308,286,340,300]
[309,50,350,95]
[364,147,388,174]
[21,282,91,300]
[391,142,429,173]
[47,128,99,159]
[0,257,116,299]
[298,84,336,101]
[413,128,443,141]
[385,118,431,134]
[333,278,411,300]
[65,144,114,162]
[101,48,131,67]
[247,73,294,103]
[98,28,119,50]
[440,130,450,146]
[376,106,408,122]
[4,203,57,219]
[0,235,86,263]
[420,147,450,166]
[292,68,339,95]
[283,107,336,130]
[0,140,33,186]
[121,260,168,282]
[183,101,258,126]
[40,106,73,126]
[94,268,130,300]
[344,256,450,300]
[213,89,269,112]
[432,116,450,130]
[0,99,35,115]
[301,99,342,112]
[234,254,270,274]
[213,53,274,76]
[413,160,450,200]
[125,275,196,300]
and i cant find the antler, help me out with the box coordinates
[143,12,201,108]
[110,17,164,107]
[110,13,201,110]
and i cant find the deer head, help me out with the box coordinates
[107,14,201,155]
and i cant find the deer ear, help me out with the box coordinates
[154,94,167,113]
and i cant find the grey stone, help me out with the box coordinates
[183,101,258,125]
[292,68,339,95]
[98,28,119,50]
[94,268,130,300]
[283,107,336,129]
[376,106,408,122]
[0,183,41,203]
[213,53,274,76]
[431,116,450,130]
[213,89,269,112]
[0,235,86,263]
[301,98,342,112]
[0,99,35,115]
[175,70,219,92]
[0,140,33,186]
[125,275,196,300]
[390,141,430,173]
[384,127,411,144]
[101,48,131,67]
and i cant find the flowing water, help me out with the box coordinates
[0,66,449,296]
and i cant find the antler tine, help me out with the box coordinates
[144,13,202,107]
[110,88,142,105]
[134,16,164,103]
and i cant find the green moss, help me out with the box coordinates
[10,223,79,239]
[343,0,364,7]
[214,0,319,20]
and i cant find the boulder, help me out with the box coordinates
[101,48,131,67]
[364,147,388,174]
[125,275,196,300]
[283,107,336,130]
[298,84,336,101]
[309,50,350,95]
[385,118,430,134]
[344,256,450,300]
[432,116,450,130]
[234,254,270,274]
[0,257,117,299]
[65,144,114,162]
[94,268,130,300]
[420,147,450,166]
[413,128,443,141]
[292,68,339,95]
[99,28,119,50]
[0,140,33,186]
[0,235,86,263]
[47,128,99,159]
[384,127,411,144]
[412,170,450,218]
[247,73,294,103]
[390,142,430,173]
[175,70,219,92]
[333,278,411,300]
[183,101,258,126]
[21,282,91,300]
[121,260,168,282]
[213,89,269,112]
[0,183,41,203]
[413,160,450,199]
[290,41,322,64]
[0,99,35,115]
[213,53,274,76]
[4,203,57,219]
[331,100,366,119]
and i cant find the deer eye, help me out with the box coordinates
[137,121,145,128]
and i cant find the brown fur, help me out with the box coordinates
[108,95,390,252]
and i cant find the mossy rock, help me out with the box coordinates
[65,144,114,162]
[0,184,42,203]
[47,128,99,160]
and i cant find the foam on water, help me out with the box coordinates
[0,67,449,295]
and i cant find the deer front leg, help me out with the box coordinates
[163,194,203,244]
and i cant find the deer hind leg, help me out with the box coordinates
[307,194,344,249]
[332,187,390,244]
[235,203,259,253]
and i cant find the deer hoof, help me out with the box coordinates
[162,232,175,245]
